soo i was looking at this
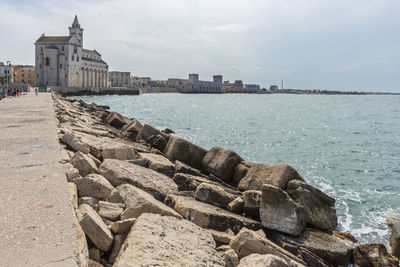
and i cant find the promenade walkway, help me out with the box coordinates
[0,93,80,266]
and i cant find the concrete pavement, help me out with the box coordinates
[0,93,81,266]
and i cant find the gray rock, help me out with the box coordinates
[121,119,143,140]
[136,124,170,143]
[127,158,149,168]
[228,197,244,214]
[219,248,239,267]
[387,217,400,259]
[68,182,78,210]
[287,180,337,231]
[102,147,139,161]
[113,213,225,266]
[87,153,101,167]
[165,194,261,234]
[76,204,114,252]
[209,229,235,246]
[77,174,114,199]
[242,190,261,217]
[117,184,182,220]
[89,248,102,263]
[172,172,211,191]
[71,151,99,177]
[260,184,306,236]
[267,228,356,266]
[109,234,127,264]
[106,189,124,204]
[110,218,136,234]
[164,136,208,170]
[94,110,109,120]
[175,160,204,176]
[96,201,124,221]
[232,161,252,187]
[238,163,305,191]
[63,163,80,182]
[238,254,292,267]
[79,196,99,208]
[99,159,179,201]
[195,182,236,208]
[138,152,175,177]
[353,244,399,267]
[202,146,243,182]
[229,228,305,266]
[61,131,90,154]
[105,111,128,128]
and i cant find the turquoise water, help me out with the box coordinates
[78,93,400,245]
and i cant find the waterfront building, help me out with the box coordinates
[244,84,261,92]
[269,85,279,91]
[34,15,109,87]
[167,74,222,93]
[131,76,151,87]
[223,80,244,93]
[109,71,131,87]
[0,62,12,86]
[12,65,35,86]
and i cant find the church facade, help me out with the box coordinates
[34,15,109,87]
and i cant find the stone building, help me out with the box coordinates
[12,65,35,86]
[109,71,131,87]
[223,80,243,93]
[131,76,151,87]
[167,74,223,93]
[244,84,261,92]
[0,62,12,85]
[34,15,108,87]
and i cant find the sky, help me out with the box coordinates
[1,0,400,92]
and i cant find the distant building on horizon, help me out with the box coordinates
[223,80,243,93]
[244,84,261,92]
[12,65,35,86]
[109,71,131,87]
[34,15,109,88]
[167,73,222,93]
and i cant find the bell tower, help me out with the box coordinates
[69,15,83,46]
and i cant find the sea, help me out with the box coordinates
[77,93,400,246]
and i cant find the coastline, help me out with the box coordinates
[53,92,400,266]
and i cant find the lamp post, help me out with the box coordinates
[6,61,11,95]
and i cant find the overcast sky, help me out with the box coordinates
[1,0,399,92]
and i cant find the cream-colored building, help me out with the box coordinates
[167,74,223,93]
[34,15,108,87]
[12,65,35,86]
[109,71,131,87]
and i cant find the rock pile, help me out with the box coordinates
[52,93,399,267]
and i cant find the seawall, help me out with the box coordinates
[52,86,140,96]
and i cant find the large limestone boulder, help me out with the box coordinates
[260,185,306,236]
[71,151,99,177]
[76,204,114,252]
[164,136,208,170]
[238,254,292,267]
[102,147,139,161]
[242,190,261,217]
[287,180,338,231]
[353,244,399,267]
[96,201,124,221]
[195,182,236,209]
[229,228,305,266]
[121,119,143,140]
[238,163,304,191]
[105,111,128,128]
[218,248,239,267]
[165,194,261,234]
[172,172,214,191]
[109,234,127,264]
[138,152,175,177]
[76,174,114,199]
[61,131,90,154]
[113,213,225,266]
[136,124,170,151]
[117,184,182,220]
[267,228,356,266]
[228,197,244,214]
[99,159,179,201]
[387,217,400,258]
[202,146,243,182]
[175,160,204,176]
[232,161,253,187]
[110,218,136,234]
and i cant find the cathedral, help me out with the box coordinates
[35,15,109,88]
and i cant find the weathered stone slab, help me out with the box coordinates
[242,190,261,217]
[175,160,204,176]
[110,218,136,234]
[238,163,305,191]
[113,213,225,266]
[238,254,293,267]
[232,161,252,187]
[61,131,90,154]
[165,194,261,234]
[109,234,127,264]
[77,174,114,199]
[353,244,399,267]
[138,152,175,177]
[106,189,124,203]
[79,196,99,208]
[260,185,306,236]
[76,204,114,252]
[99,159,179,201]
[267,228,356,266]
[202,146,243,182]
[164,136,208,170]
[229,228,306,266]
[96,201,124,221]
[105,111,127,128]
[195,182,236,208]
[71,151,99,177]
[387,217,400,259]
[209,229,235,246]
[102,146,139,161]
[228,197,244,214]
[219,248,239,267]
[117,184,182,220]
[136,124,170,143]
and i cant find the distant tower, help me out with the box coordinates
[69,15,83,46]
[188,73,199,83]
[213,75,223,85]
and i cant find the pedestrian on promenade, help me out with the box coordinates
[16,90,20,97]
[35,87,38,96]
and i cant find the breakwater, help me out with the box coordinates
[52,86,139,96]
[55,93,400,266]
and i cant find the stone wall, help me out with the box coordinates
[52,86,139,96]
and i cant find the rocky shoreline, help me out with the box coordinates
[53,92,400,266]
